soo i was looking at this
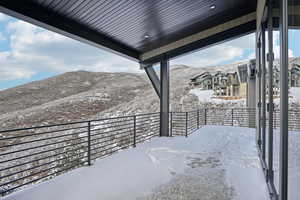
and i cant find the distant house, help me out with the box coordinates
[190,72,213,90]
[190,59,300,100]
[213,71,228,96]
[290,64,300,87]
[237,64,248,98]
[190,68,247,98]
[226,72,239,96]
[266,65,280,96]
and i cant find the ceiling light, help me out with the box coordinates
[144,34,150,39]
[210,5,216,10]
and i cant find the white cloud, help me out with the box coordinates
[247,52,255,60]
[172,31,295,68]
[172,33,255,67]
[272,31,294,58]
[226,33,255,49]
[0,19,298,82]
[220,31,295,64]
[172,45,245,67]
[0,20,139,81]
[0,13,8,21]
[0,33,5,42]
[263,31,294,59]
[0,52,35,81]
[0,67,35,81]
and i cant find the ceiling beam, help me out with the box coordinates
[140,12,256,63]
[257,0,267,31]
[0,0,140,62]
[144,66,161,98]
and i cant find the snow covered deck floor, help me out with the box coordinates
[3,126,269,200]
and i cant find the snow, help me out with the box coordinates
[189,89,215,102]
[189,89,245,104]
[290,87,300,103]
[2,126,269,200]
[268,128,300,200]
[272,87,300,105]
[190,87,300,106]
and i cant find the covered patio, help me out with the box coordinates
[2,126,270,200]
[0,0,297,200]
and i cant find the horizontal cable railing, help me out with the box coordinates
[170,108,256,136]
[170,110,205,137]
[1,107,299,196]
[170,112,187,136]
[205,108,256,127]
[0,112,160,196]
[267,109,300,131]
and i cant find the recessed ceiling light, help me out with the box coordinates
[144,34,150,39]
[210,5,216,10]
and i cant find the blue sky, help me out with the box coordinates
[0,12,299,90]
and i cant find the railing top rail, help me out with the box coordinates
[2,107,294,134]
[0,120,88,134]
[0,112,160,134]
[171,107,256,113]
[135,112,160,117]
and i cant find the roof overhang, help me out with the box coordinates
[272,5,300,29]
[140,12,256,63]
[0,1,140,62]
[0,0,261,65]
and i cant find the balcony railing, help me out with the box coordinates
[0,107,299,196]
[0,112,160,196]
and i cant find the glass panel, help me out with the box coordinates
[288,1,300,199]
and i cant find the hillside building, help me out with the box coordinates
[190,60,300,99]
[290,64,300,87]
[190,72,213,90]
[237,64,248,98]
[190,65,249,98]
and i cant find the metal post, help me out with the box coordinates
[204,109,207,125]
[267,0,274,184]
[279,0,289,199]
[197,109,200,129]
[87,121,91,166]
[257,34,262,149]
[133,116,136,147]
[185,112,188,137]
[160,57,170,136]
[232,108,234,126]
[274,110,276,129]
[261,26,266,162]
[170,112,173,136]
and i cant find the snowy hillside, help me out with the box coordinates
[0,71,150,129]
[0,64,236,129]
[1,58,300,130]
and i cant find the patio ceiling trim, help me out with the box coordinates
[140,12,256,63]
[273,5,300,28]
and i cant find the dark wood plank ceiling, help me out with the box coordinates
[0,0,257,62]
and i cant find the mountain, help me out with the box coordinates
[0,62,246,130]
[0,71,150,129]
[1,58,300,130]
